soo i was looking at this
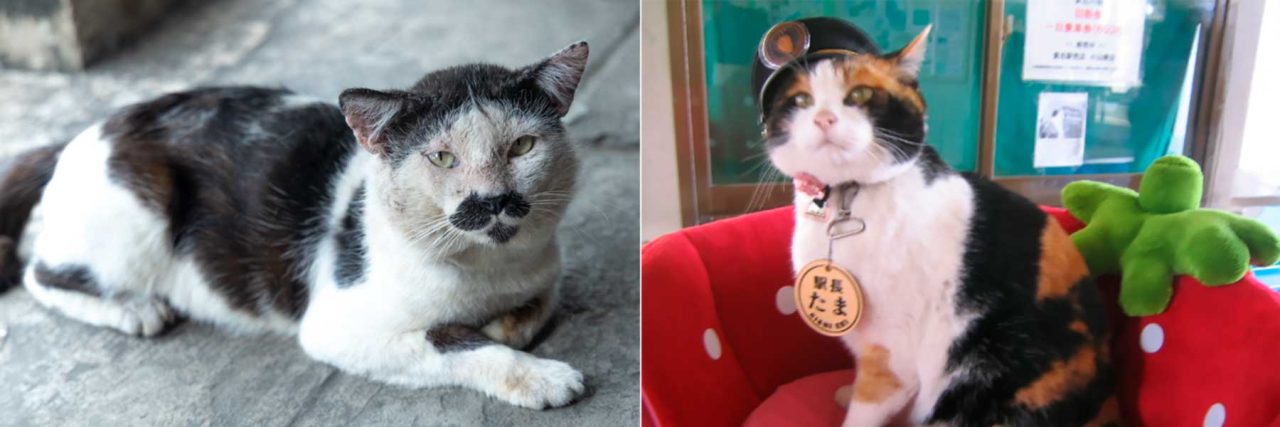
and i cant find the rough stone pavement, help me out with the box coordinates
[0,0,639,425]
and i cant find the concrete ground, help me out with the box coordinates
[0,0,639,425]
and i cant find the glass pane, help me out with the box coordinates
[993,0,1214,176]
[1234,1,1280,201]
[700,0,987,185]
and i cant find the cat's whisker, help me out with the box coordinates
[407,217,462,247]
[757,169,776,212]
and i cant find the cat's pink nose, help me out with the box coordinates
[814,110,837,131]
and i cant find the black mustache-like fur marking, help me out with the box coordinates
[449,202,493,231]
[488,223,519,244]
[448,192,531,233]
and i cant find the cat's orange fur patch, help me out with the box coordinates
[853,344,902,403]
[840,58,925,113]
[1069,320,1089,335]
[1014,345,1098,409]
[494,295,545,345]
[773,57,925,114]
[1085,395,1122,427]
[781,73,811,101]
[1035,218,1090,301]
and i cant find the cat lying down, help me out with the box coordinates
[0,42,590,409]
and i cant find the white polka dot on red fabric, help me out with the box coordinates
[776,286,796,315]
[703,328,722,360]
[1203,403,1226,427]
[834,384,853,408]
[1140,323,1164,353]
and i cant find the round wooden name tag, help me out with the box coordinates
[794,260,864,336]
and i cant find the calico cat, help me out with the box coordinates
[0,42,589,409]
[757,21,1118,426]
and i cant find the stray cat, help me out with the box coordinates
[0,42,589,409]
[756,18,1117,426]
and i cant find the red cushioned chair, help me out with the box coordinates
[642,206,1280,427]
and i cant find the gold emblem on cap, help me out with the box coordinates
[758,21,810,70]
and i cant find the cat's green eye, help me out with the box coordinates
[845,87,875,106]
[510,135,536,157]
[792,93,813,108]
[427,151,458,168]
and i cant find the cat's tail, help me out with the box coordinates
[0,142,66,293]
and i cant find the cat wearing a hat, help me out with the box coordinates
[754,18,1117,426]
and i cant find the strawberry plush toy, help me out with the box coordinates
[1063,155,1280,316]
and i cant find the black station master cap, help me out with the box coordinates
[751,17,880,124]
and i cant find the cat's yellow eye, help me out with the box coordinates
[428,151,458,168]
[792,93,813,108]
[510,135,536,157]
[846,87,875,106]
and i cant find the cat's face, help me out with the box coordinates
[339,42,587,249]
[762,28,929,185]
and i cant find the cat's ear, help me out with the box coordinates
[890,25,931,77]
[523,41,590,117]
[339,88,406,155]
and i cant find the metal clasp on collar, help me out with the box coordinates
[824,183,866,267]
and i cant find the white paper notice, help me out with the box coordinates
[1023,0,1146,86]
[1034,92,1088,168]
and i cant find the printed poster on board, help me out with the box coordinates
[1023,0,1146,86]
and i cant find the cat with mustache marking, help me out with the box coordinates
[0,42,589,409]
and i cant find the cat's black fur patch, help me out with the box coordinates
[926,175,1113,426]
[450,194,498,231]
[857,80,927,165]
[32,261,101,297]
[101,86,358,319]
[426,324,493,353]
[917,145,952,185]
[334,186,366,288]
[488,223,519,244]
[0,142,66,290]
[497,192,532,218]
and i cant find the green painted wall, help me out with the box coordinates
[701,0,986,185]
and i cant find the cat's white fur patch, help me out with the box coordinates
[791,171,974,425]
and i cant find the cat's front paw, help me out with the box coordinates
[116,298,176,337]
[493,356,585,410]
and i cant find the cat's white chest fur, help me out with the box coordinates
[791,170,975,422]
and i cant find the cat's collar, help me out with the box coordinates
[795,174,861,220]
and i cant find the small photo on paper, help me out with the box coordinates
[1034,92,1088,168]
